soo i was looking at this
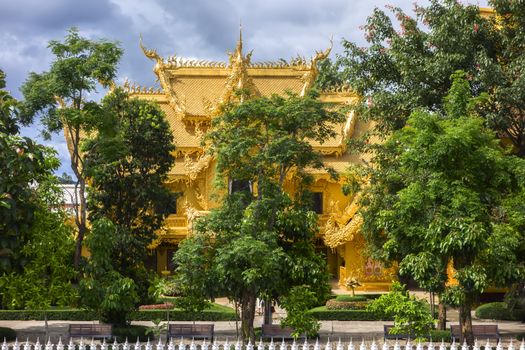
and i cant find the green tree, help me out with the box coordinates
[82,88,176,303]
[19,28,123,267]
[355,73,525,344]
[79,218,138,326]
[337,0,525,157]
[174,90,340,341]
[0,178,77,335]
[0,69,58,273]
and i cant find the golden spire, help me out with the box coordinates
[214,25,259,111]
[238,21,243,55]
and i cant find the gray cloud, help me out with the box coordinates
[0,0,489,176]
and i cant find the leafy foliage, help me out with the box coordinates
[355,72,525,343]
[0,195,77,310]
[337,0,525,157]
[174,90,340,341]
[78,87,176,323]
[280,285,320,338]
[19,28,123,267]
[79,219,139,326]
[367,282,434,338]
[0,70,59,274]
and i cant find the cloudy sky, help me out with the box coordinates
[0,0,488,176]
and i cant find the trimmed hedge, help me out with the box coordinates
[0,306,237,322]
[475,302,525,321]
[335,295,367,302]
[0,327,17,341]
[307,306,390,321]
[0,309,98,321]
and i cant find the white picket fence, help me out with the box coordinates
[1,338,525,350]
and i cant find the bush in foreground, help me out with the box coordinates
[475,302,525,321]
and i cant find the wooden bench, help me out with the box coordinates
[450,324,500,341]
[168,324,214,341]
[261,324,305,340]
[69,324,113,339]
[383,325,414,340]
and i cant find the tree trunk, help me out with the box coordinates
[459,297,474,345]
[263,297,273,325]
[437,301,447,330]
[241,291,257,343]
[73,172,88,269]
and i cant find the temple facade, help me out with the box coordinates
[126,33,396,291]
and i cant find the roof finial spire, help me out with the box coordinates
[237,20,243,55]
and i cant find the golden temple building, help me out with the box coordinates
[125,32,396,291]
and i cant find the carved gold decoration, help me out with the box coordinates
[183,153,213,182]
[323,192,363,248]
[212,28,260,115]
[346,234,397,283]
[140,36,186,116]
[123,79,163,95]
[300,39,333,97]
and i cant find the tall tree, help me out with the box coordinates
[0,69,58,273]
[174,90,340,341]
[337,0,525,156]
[82,88,176,304]
[354,72,525,344]
[19,28,123,267]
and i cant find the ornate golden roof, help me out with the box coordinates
[130,32,358,180]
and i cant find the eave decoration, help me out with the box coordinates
[323,192,363,248]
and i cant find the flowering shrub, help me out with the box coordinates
[326,299,368,310]
[138,302,174,310]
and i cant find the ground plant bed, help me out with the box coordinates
[0,304,237,321]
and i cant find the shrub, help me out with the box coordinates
[367,282,434,338]
[475,302,525,321]
[280,285,320,338]
[335,295,368,302]
[326,299,368,310]
[0,327,17,341]
[0,306,237,321]
[0,309,98,320]
[149,277,182,300]
[112,325,149,342]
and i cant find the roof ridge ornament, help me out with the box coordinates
[139,35,185,116]
[300,37,333,96]
[212,26,260,113]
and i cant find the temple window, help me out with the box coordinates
[229,179,252,194]
[312,192,323,214]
